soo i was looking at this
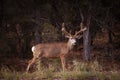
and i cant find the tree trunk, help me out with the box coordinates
[83,16,91,61]
[83,27,91,61]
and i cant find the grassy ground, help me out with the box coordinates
[0,59,120,80]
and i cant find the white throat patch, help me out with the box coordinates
[70,38,76,45]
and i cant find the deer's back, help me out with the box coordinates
[32,42,68,58]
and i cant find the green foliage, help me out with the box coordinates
[41,22,59,42]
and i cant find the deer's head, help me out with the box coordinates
[62,23,87,46]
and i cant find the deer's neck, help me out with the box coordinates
[67,40,74,50]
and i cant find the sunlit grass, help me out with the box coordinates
[0,60,120,80]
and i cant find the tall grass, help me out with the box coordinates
[0,60,120,80]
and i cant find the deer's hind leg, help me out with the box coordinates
[26,52,43,72]
[26,56,39,72]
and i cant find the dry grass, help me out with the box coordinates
[0,60,120,80]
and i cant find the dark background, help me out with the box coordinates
[0,0,120,69]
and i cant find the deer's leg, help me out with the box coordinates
[60,55,66,72]
[26,57,38,72]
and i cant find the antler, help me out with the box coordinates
[61,23,72,37]
[73,23,87,38]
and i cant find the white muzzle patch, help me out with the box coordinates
[70,39,76,45]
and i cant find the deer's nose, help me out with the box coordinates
[71,39,76,44]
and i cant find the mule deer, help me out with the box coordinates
[26,23,87,72]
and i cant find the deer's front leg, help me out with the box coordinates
[60,55,66,72]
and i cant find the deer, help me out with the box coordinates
[26,23,87,72]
